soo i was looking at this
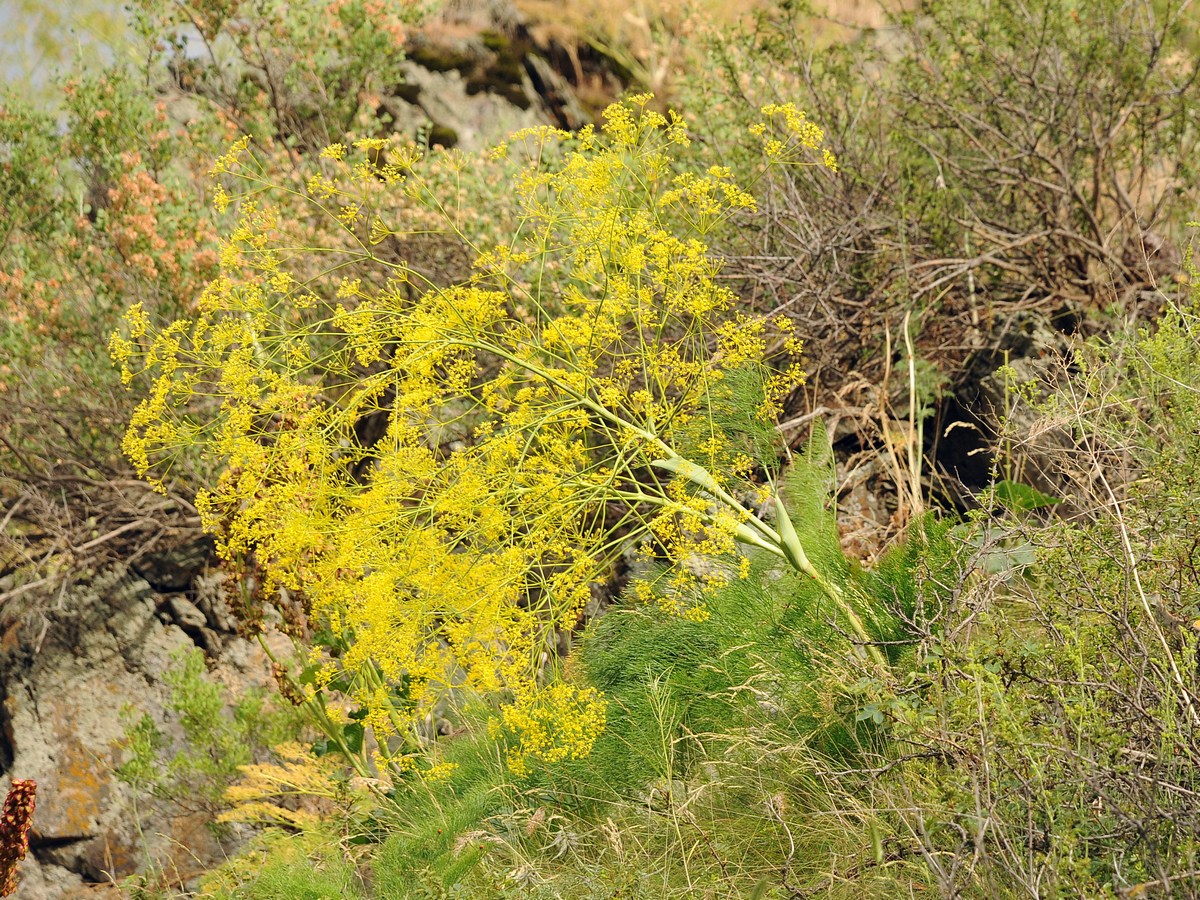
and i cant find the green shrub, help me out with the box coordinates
[200,828,367,900]
[117,647,303,823]
[869,241,1200,896]
[128,0,428,150]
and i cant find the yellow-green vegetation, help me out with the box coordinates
[112,95,867,781]
[116,648,304,824]
[874,247,1200,897]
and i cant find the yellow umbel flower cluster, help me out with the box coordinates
[114,96,863,775]
[491,683,607,776]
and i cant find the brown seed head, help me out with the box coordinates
[271,661,304,706]
[0,779,37,897]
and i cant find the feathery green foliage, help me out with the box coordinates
[261,446,958,898]
[116,648,302,821]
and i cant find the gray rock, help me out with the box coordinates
[7,854,108,900]
[398,61,544,151]
[0,561,282,898]
[165,595,207,631]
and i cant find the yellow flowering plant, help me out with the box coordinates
[112,95,870,779]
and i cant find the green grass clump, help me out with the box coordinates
[357,447,959,898]
[201,829,366,899]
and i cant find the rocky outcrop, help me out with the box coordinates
[0,543,283,898]
[379,16,592,152]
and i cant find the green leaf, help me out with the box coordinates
[993,479,1060,513]
[342,722,365,754]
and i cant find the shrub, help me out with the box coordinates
[128,0,429,150]
[113,95,865,780]
[0,69,223,618]
[199,827,367,899]
[117,648,303,822]
[868,239,1200,896]
[676,0,1200,516]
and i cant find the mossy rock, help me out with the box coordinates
[464,61,532,110]
[479,30,509,52]
[407,42,475,74]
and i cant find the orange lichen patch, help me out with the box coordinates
[43,737,104,839]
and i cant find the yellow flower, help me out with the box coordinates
[114,95,850,776]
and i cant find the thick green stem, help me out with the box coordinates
[773,496,886,667]
[256,634,373,779]
[452,334,889,671]
[652,455,888,671]
[357,660,417,751]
